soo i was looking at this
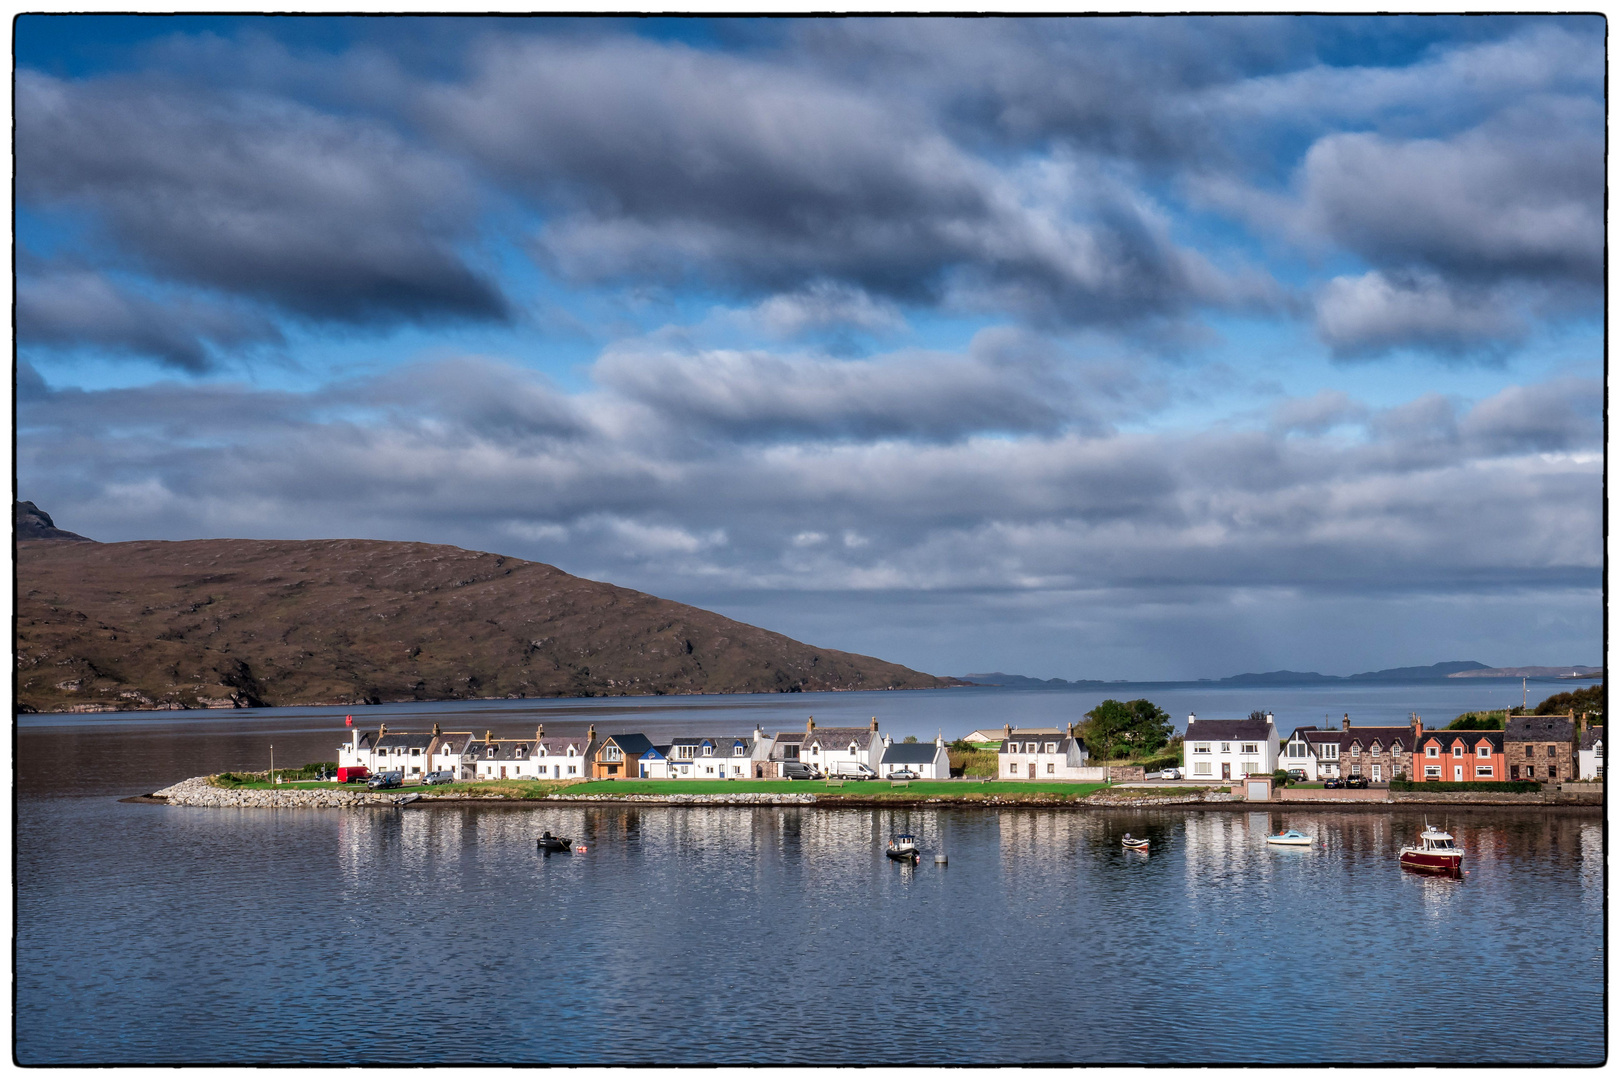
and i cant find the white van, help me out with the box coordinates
[828,761,877,781]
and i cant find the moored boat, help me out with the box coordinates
[537,830,573,853]
[886,833,920,862]
[1399,824,1462,877]
[1265,828,1313,846]
[1121,834,1150,851]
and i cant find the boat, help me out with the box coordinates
[537,830,573,853]
[886,834,920,862]
[1121,834,1150,851]
[1265,828,1313,846]
[1399,824,1462,877]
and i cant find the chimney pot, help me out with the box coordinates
[870,716,879,732]
[431,722,441,736]
[536,723,545,740]
[1342,713,1351,732]
[806,716,815,733]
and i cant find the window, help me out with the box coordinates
[1475,766,1493,778]
[1392,744,1403,756]
[1546,745,1559,757]
[1220,743,1230,753]
[1426,745,1439,758]
[1193,762,1212,776]
[1526,745,1536,757]
[1289,743,1303,758]
[1047,763,1055,774]
[1008,742,1020,753]
[1351,744,1361,757]
[604,745,622,762]
[1193,743,1211,754]
[703,745,714,756]
[705,766,715,775]
[1510,765,1520,779]
[1425,765,1441,778]
[849,744,858,755]
[1370,743,1381,755]
[1452,746,1463,758]
[1548,765,1557,778]
[1241,743,1257,754]
[567,747,575,757]
[1008,761,1017,773]
[1321,744,1339,760]
[410,748,421,757]
[567,765,577,775]
[734,745,746,755]
[1045,743,1057,753]
[487,748,496,759]
[783,744,800,760]
[1477,744,1491,758]
[1350,764,1361,776]
[516,747,525,757]
[680,765,690,775]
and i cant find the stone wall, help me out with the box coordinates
[1106,765,1145,782]
[154,776,403,809]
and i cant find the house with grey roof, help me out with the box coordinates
[645,734,757,779]
[1579,725,1603,780]
[1183,713,1278,782]
[342,723,473,782]
[997,725,1098,780]
[1504,714,1578,782]
[1283,715,1418,782]
[798,717,883,777]
[879,734,951,779]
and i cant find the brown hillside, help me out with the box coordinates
[17,538,959,712]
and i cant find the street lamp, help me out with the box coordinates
[270,743,274,785]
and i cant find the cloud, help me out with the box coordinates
[1313,271,1525,359]
[1270,389,1368,435]
[17,265,283,372]
[419,35,1266,330]
[748,282,907,338]
[16,70,507,327]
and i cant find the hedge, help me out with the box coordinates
[1388,779,1542,793]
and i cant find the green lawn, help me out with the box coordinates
[212,776,1110,800]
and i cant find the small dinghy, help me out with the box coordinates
[537,830,573,853]
[886,833,920,862]
[1399,823,1462,878]
[1265,828,1313,846]
[1121,833,1150,852]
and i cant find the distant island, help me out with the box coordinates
[16,503,961,713]
[962,661,1601,689]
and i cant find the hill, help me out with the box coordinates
[17,537,960,712]
[15,500,94,542]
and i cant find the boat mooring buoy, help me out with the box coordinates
[575,845,588,854]
[935,853,948,864]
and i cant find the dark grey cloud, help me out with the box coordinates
[16,70,507,327]
[17,265,283,372]
[417,35,1263,329]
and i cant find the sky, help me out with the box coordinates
[14,15,1605,681]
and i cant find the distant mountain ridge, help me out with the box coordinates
[961,661,1600,688]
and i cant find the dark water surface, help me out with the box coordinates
[15,687,1606,1065]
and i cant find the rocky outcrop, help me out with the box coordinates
[15,501,93,542]
[153,776,406,809]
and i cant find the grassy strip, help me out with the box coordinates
[207,775,1113,801]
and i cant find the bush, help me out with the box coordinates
[1388,779,1542,793]
[1447,711,1506,730]
[1271,768,1290,787]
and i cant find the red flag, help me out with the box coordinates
[345,715,353,727]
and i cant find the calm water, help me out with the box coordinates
[15,684,1607,1065]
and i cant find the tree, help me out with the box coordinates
[1248,709,1269,722]
[1447,711,1505,730]
[1534,683,1604,719]
[903,735,919,744]
[1080,698,1174,762]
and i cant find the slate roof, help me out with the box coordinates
[1505,716,1577,743]
[1184,718,1273,741]
[1581,726,1604,750]
[1417,729,1504,751]
[464,738,541,761]
[1289,726,1412,753]
[881,743,943,764]
[803,727,877,751]
[534,737,588,756]
[373,730,438,750]
[602,733,655,757]
[999,735,1072,754]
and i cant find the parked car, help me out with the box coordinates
[827,761,878,781]
[1343,776,1370,789]
[335,766,370,783]
[1323,777,1344,789]
[888,769,919,780]
[780,761,821,780]
[367,772,402,789]
[1147,768,1184,780]
[422,771,455,785]
[1286,769,1308,783]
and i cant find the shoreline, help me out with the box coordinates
[143,776,1601,812]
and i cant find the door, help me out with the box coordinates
[1028,763,1035,779]
[1453,764,1463,781]
[1222,763,1231,780]
[1372,764,1381,782]
[500,766,507,779]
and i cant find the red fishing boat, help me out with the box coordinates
[1399,824,1462,877]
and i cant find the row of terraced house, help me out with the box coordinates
[1277,712,1598,782]
[337,716,952,782]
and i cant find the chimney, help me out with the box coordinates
[870,716,879,733]
[587,724,596,745]
[1341,713,1351,732]
[1265,713,1274,726]
[754,725,764,742]
[884,733,892,747]
[1003,724,1011,740]
[806,716,815,733]
[1188,712,1196,726]
[936,731,945,748]
[431,722,441,736]
[484,730,493,744]
[536,723,545,741]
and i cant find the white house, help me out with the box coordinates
[658,735,756,779]
[1183,714,1278,782]
[341,723,472,781]
[998,726,1098,781]
[879,734,951,779]
[1580,726,1604,780]
[799,717,884,776]
[530,726,595,781]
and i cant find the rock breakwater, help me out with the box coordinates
[153,776,406,809]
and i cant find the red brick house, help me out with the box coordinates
[1413,729,1505,782]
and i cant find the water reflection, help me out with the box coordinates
[16,797,1604,1065]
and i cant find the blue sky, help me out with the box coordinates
[15,15,1604,679]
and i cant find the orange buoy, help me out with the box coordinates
[575,844,588,853]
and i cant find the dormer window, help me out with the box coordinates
[487,748,496,759]
[1351,744,1361,757]
[1007,742,1019,753]
[1452,745,1464,758]
[1369,743,1381,755]
[848,743,858,755]
[1478,744,1491,758]
[516,747,525,757]
[567,747,576,757]
[1046,743,1057,753]
[604,745,622,762]
[733,745,745,755]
